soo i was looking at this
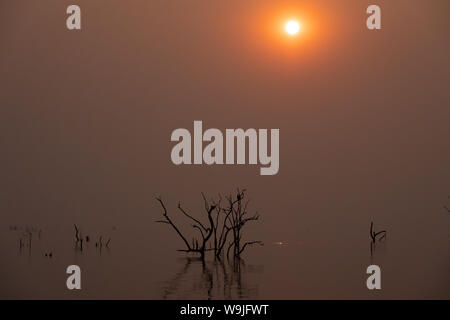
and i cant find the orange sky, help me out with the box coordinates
[0,0,449,299]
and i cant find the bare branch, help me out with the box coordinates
[74,224,80,242]
[178,202,208,232]
[193,224,205,239]
[156,197,192,251]
[239,241,263,255]
[370,222,387,243]
[201,192,209,212]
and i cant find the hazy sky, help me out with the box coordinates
[1,0,449,298]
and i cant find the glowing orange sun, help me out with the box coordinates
[285,20,302,35]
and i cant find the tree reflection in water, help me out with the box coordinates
[161,257,261,300]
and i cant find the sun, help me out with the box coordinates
[285,20,301,35]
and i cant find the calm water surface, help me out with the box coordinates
[1,220,449,299]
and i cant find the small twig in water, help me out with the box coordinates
[370,222,387,243]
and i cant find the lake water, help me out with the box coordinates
[1,219,449,299]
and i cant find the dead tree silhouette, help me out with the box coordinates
[370,222,387,243]
[74,225,111,253]
[224,189,263,259]
[10,226,39,255]
[156,195,216,260]
[74,224,83,251]
[156,189,263,261]
[370,222,387,259]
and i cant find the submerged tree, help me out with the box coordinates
[223,189,262,259]
[74,224,111,253]
[369,221,387,258]
[74,224,83,251]
[370,222,386,243]
[156,189,263,260]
